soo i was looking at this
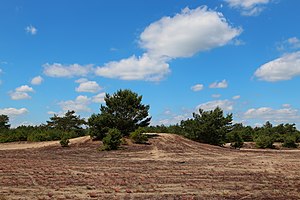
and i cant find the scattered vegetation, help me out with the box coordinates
[130,127,148,144]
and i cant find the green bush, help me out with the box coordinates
[255,135,275,149]
[130,127,148,144]
[282,136,298,148]
[60,137,70,147]
[227,131,244,149]
[102,128,122,151]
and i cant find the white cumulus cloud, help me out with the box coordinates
[0,108,28,117]
[43,63,93,78]
[95,6,241,81]
[95,54,170,81]
[225,0,270,16]
[243,106,300,123]
[254,51,300,81]
[25,25,37,35]
[209,80,228,88]
[140,6,242,58]
[31,76,43,85]
[92,92,106,103]
[197,99,234,111]
[191,84,204,91]
[9,85,34,100]
[75,79,102,93]
[58,95,91,112]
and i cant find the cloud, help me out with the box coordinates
[140,6,242,58]
[75,79,102,93]
[277,37,300,52]
[212,94,221,98]
[9,85,34,100]
[95,54,170,81]
[225,0,271,16]
[15,85,34,92]
[0,108,28,117]
[95,6,241,81]
[58,95,91,112]
[191,84,204,91]
[232,95,241,100]
[243,106,300,123]
[197,99,234,111]
[154,108,192,125]
[31,76,43,85]
[25,25,37,35]
[209,79,228,88]
[92,92,106,103]
[254,51,300,81]
[43,63,93,78]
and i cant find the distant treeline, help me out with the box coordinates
[0,111,87,143]
[144,108,300,149]
[1,90,299,149]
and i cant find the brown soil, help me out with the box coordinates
[0,133,300,199]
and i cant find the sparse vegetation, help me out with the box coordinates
[130,127,148,144]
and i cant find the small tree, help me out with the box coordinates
[0,115,10,130]
[47,110,86,135]
[229,131,244,149]
[102,128,122,151]
[88,89,151,139]
[181,107,232,146]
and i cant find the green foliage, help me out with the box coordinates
[181,107,232,146]
[60,137,70,147]
[88,89,151,139]
[130,127,148,144]
[255,134,275,149]
[227,131,244,148]
[0,115,10,130]
[47,110,86,134]
[102,128,122,151]
[282,135,298,148]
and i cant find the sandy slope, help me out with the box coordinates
[0,136,90,150]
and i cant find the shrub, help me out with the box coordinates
[282,136,299,148]
[60,137,70,147]
[255,135,274,149]
[130,127,148,144]
[102,128,122,151]
[227,131,244,149]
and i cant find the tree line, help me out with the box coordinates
[1,89,299,149]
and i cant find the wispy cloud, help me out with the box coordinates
[25,25,37,35]
[191,84,204,92]
[209,80,228,88]
[43,63,93,78]
[225,0,271,16]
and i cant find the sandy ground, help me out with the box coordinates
[1,133,300,199]
[0,136,90,150]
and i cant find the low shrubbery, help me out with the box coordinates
[282,136,299,148]
[130,127,148,144]
[101,128,122,151]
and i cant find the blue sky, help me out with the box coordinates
[1,0,300,128]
